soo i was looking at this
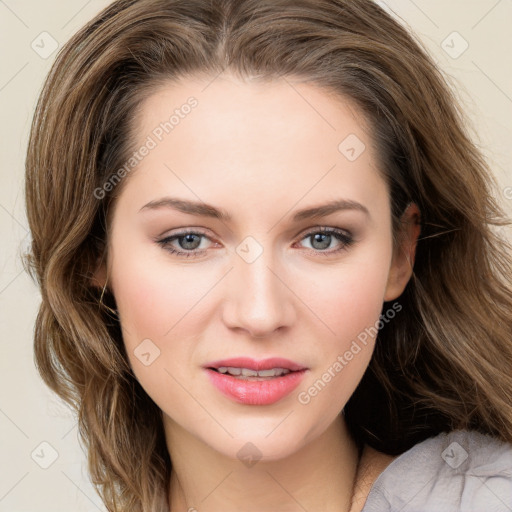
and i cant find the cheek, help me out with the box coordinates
[111,244,215,342]
[293,245,392,425]
[110,256,208,418]
[297,243,392,351]
[298,270,383,382]
[107,240,207,387]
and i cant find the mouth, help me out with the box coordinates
[205,356,306,371]
[208,366,295,381]
[204,356,307,379]
[203,357,308,405]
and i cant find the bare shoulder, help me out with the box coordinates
[349,444,398,512]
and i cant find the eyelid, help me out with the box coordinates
[296,225,352,238]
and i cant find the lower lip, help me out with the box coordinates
[204,368,307,405]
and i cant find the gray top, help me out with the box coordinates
[361,429,512,511]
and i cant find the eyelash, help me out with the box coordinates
[156,227,355,259]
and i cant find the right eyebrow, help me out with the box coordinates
[139,197,232,222]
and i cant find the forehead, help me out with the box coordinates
[135,73,371,153]
[116,73,388,224]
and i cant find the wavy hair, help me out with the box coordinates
[24,0,512,510]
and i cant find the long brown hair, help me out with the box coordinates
[24,0,512,510]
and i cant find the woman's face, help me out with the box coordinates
[99,74,417,461]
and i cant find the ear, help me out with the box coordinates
[384,202,421,302]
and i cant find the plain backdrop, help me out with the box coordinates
[1,1,511,511]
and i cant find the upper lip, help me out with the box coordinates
[204,357,307,372]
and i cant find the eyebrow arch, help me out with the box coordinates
[138,197,370,222]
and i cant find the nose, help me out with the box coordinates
[222,248,296,339]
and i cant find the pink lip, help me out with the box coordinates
[204,368,307,405]
[203,357,306,372]
[203,357,308,406]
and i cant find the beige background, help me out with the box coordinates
[1,1,511,510]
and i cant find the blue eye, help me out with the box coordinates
[297,228,354,256]
[156,227,354,258]
[157,230,211,258]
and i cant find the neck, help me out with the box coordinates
[165,413,361,512]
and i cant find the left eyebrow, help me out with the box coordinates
[291,199,370,221]
[138,197,370,222]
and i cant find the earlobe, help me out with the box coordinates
[90,256,118,316]
[90,257,108,289]
[384,203,421,302]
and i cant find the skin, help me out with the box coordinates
[93,72,420,512]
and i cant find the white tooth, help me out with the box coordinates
[257,368,279,377]
[258,368,291,377]
[241,368,259,377]
[217,367,292,378]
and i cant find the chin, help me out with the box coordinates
[218,434,306,464]
[198,415,320,464]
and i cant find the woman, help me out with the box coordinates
[24,0,512,510]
